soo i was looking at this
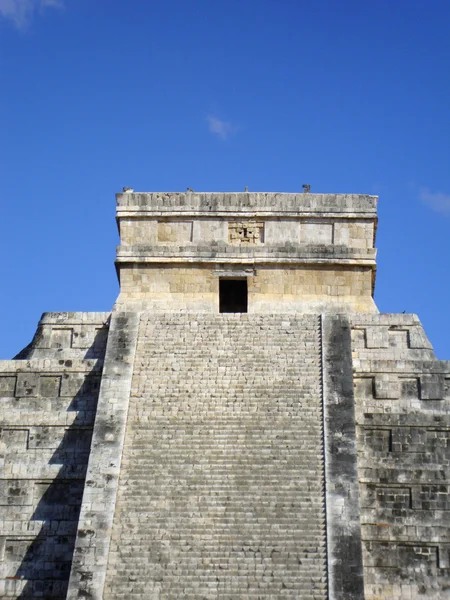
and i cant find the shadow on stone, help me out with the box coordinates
[7,331,105,599]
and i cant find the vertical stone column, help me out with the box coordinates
[67,312,140,600]
[321,314,365,599]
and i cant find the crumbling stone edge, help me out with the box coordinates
[66,312,140,600]
[321,313,365,599]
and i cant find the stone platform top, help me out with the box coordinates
[116,190,378,217]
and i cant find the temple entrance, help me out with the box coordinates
[219,279,248,313]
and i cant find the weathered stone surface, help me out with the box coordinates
[0,313,108,599]
[104,314,327,599]
[351,313,450,599]
[67,312,140,600]
[0,190,449,599]
[114,192,378,313]
[322,315,364,600]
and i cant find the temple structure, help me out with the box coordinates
[0,191,448,599]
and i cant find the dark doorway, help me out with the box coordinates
[219,279,248,313]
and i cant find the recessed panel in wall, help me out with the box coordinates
[264,220,299,244]
[157,221,193,243]
[300,222,333,244]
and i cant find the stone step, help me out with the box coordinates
[103,314,326,599]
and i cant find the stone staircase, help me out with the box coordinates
[104,314,327,599]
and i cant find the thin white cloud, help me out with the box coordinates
[206,115,237,141]
[420,187,450,216]
[0,0,63,30]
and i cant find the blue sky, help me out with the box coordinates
[1,0,449,358]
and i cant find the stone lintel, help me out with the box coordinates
[213,269,256,277]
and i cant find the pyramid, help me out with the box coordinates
[1,191,448,599]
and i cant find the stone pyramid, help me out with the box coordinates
[0,191,448,599]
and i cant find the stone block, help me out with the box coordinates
[71,325,96,349]
[0,428,29,449]
[16,373,39,397]
[365,485,412,510]
[264,220,299,244]
[365,326,390,348]
[391,427,427,453]
[0,480,32,506]
[409,327,434,350]
[438,545,450,569]
[50,328,73,349]
[412,485,450,511]
[361,428,392,452]
[60,373,87,397]
[0,376,16,397]
[374,374,400,399]
[157,221,193,243]
[28,426,66,449]
[420,375,445,400]
[39,375,61,397]
[300,221,333,244]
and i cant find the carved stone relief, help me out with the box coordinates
[228,221,264,244]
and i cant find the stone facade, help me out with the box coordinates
[0,191,448,599]
[0,313,109,598]
[114,192,378,314]
[351,314,450,599]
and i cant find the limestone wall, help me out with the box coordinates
[250,265,375,313]
[118,216,375,249]
[351,314,450,599]
[115,264,376,313]
[0,313,109,599]
[114,192,378,313]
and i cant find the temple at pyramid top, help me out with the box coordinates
[115,190,378,313]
